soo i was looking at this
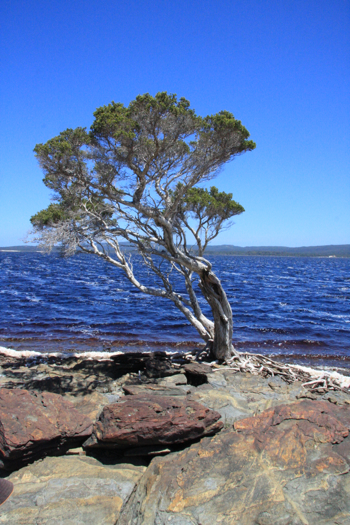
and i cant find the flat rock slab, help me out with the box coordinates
[123,384,190,396]
[118,399,350,525]
[66,391,117,422]
[234,398,350,442]
[0,388,93,471]
[83,395,223,450]
[188,370,350,425]
[158,373,187,386]
[0,351,172,395]
[0,455,146,524]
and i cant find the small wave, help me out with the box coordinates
[28,296,40,303]
[234,339,329,350]
[0,345,122,360]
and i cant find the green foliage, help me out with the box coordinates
[201,111,256,152]
[34,128,89,158]
[90,92,196,142]
[91,102,138,141]
[34,128,90,191]
[30,204,68,227]
[30,195,115,229]
[184,186,245,220]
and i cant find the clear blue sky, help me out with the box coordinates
[1,0,349,247]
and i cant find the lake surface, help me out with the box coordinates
[1,252,349,370]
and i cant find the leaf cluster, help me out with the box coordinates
[182,186,245,220]
[30,203,68,227]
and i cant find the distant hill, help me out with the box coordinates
[0,245,51,252]
[1,244,349,257]
[203,244,350,257]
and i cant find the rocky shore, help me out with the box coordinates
[0,348,350,524]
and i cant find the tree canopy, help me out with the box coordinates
[31,92,255,361]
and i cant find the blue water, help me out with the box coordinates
[0,252,349,369]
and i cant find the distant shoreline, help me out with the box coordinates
[1,244,350,257]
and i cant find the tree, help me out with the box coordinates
[30,92,255,362]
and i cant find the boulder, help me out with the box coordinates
[0,455,146,524]
[183,362,212,386]
[118,399,350,524]
[83,395,223,450]
[0,388,93,471]
[144,352,179,378]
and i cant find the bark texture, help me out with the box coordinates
[200,270,237,361]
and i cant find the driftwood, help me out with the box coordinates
[179,349,350,394]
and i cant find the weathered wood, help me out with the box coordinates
[199,270,238,361]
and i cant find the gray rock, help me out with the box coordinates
[0,455,146,525]
[158,373,187,386]
[123,383,190,396]
[188,371,330,425]
[206,371,227,388]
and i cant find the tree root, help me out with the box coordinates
[181,349,350,393]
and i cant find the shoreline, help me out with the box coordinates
[1,336,349,371]
[1,344,350,390]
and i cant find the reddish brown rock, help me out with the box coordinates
[0,388,93,471]
[234,399,350,469]
[83,395,223,450]
[234,398,350,439]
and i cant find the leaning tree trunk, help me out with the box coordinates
[199,270,239,362]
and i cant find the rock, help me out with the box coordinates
[66,447,86,456]
[183,362,212,386]
[67,391,115,422]
[0,350,193,398]
[188,371,324,425]
[206,370,227,388]
[83,395,223,450]
[234,398,350,440]
[124,445,172,457]
[0,388,93,471]
[189,384,256,425]
[1,348,350,523]
[144,352,179,378]
[25,374,69,393]
[0,455,146,524]
[158,373,187,386]
[123,383,190,396]
[118,399,350,524]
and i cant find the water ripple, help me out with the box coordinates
[0,252,349,368]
